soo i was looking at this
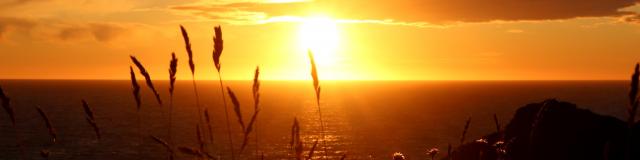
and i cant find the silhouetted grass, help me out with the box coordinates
[35,106,56,143]
[82,100,100,140]
[308,50,328,159]
[204,108,214,147]
[150,135,174,160]
[168,52,178,149]
[129,66,141,111]
[291,117,303,160]
[179,26,205,147]
[0,86,23,159]
[130,56,162,105]
[460,117,471,145]
[210,25,236,160]
[251,66,261,157]
[0,86,15,126]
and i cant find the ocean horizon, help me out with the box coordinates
[0,80,631,159]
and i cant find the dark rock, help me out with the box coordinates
[448,99,639,160]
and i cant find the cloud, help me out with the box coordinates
[506,29,524,34]
[0,0,48,9]
[0,17,37,38]
[0,17,131,42]
[171,0,640,25]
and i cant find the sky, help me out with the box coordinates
[1,0,640,80]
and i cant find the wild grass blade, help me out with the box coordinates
[130,55,162,105]
[460,117,471,145]
[291,117,303,160]
[213,26,223,72]
[197,124,204,152]
[169,52,178,95]
[179,25,207,156]
[290,117,304,160]
[129,66,141,111]
[211,25,236,160]
[307,139,319,160]
[35,106,56,143]
[82,100,100,140]
[85,118,100,140]
[81,100,95,120]
[243,66,261,155]
[168,52,178,150]
[180,25,195,75]
[308,50,327,159]
[252,67,261,150]
[178,146,203,157]
[204,108,214,146]
[129,66,144,157]
[290,117,298,150]
[0,86,15,126]
[151,135,174,160]
[308,50,320,104]
[0,86,25,159]
[241,109,260,152]
[151,135,173,152]
[227,87,246,132]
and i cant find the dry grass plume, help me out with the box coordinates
[130,56,162,105]
[82,100,100,140]
[291,117,303,160]
[129,66,141,111]
[35,106,56,143]
[460,117,471,145]
[213,26,223,71]
[0,86,15,126]
[308,50,328,159]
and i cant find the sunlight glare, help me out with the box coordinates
[298,16,340,65]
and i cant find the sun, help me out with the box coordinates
[297,16,340,65]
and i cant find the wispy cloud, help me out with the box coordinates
[170,0,640,26]
[0,17,139,43]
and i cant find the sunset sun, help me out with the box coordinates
[297,16,340,65]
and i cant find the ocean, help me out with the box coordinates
[0,80,630,159]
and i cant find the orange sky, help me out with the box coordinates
[1,0,640,80]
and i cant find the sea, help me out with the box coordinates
[0,80,630,159]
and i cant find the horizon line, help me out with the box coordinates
[0,78,631,81]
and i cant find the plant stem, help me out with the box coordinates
[316,101,328,159]
[218,71,236,160]
[168,94,174,159]
[190,75,209,153]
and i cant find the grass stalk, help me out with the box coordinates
[82,100,101,140]
[180,25,209,156]
[168,52,178,148]
[291,117,303,160]
[210,25,236,160]
[252,66,261,158]
[35,106,56,143]
[204,108,214,149]
[218,72,236,159]
[308,50,328,159]
[0,86,24,159]
[460,117,471,145]
[129,66,143,157]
